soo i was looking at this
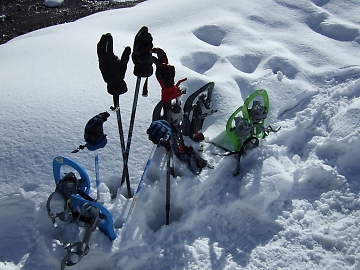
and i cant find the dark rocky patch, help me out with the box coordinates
[0,0,145,44]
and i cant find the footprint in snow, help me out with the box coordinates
[264,55,299,80]
[193,25,227,46]
[311,0,330,7]
[306,11,359,42]
[227,53,262,74]
[180,51,219,74]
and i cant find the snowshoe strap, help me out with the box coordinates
[171,124,212,175]
[252,123,281,138]
[186,146,214,175]
[230,116,252,142]
[56,173,94,202]
[262,125,281,137]
[188,91,217,142]
[170,99,184,126]
[197,94,212,114]
[216,136,259,157]
[171,123,190,161]
[209,137,259,176]
[182,82,215,138]
[46,191,68,227]
[248,101,267,124]
[71,201,101,228]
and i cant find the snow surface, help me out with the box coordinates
[1,0,360,269]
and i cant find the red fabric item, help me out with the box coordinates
[152,47,187,102]
[161,78,187,103]
[162,85,182,103]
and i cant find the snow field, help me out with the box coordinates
[1,0,360,269]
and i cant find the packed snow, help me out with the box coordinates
[1,0,360,269]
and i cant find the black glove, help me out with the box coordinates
[97,33,131,96]
[147,120,172,151]
[132,26,153,77]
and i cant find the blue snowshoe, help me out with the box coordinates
[48,156,116,240]
[47,156,117,269]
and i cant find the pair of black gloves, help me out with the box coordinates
[97,26,153,95]
[97,27,171,150]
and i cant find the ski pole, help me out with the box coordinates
[112,95,132,199]
[94,153,102,203]
[126,144,157,222]
[164,102,172,225]
[120,77,142,196]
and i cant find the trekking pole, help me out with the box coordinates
[164,102,172,225]
[126,144,157,222]
[97,32,131,198]
[120,76,141,190]
[112,95,132,198]
[94,153,102,203]
[120,25,153,194]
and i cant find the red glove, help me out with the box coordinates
[152,47,187,103]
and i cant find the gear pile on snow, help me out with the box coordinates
[46,26,281,269]
[152,47,216,175]
[152,82,216,175]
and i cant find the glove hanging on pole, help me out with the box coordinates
[97,33,131,96]
[132,26,154,96]
[152,47,187,103]
[72,112,110,153]
[132,26,154,78]
[97,32,132,197]
[147,120,172,151]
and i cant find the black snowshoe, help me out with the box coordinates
[152,82,216,175]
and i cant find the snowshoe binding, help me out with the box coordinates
[182,82,217,142]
